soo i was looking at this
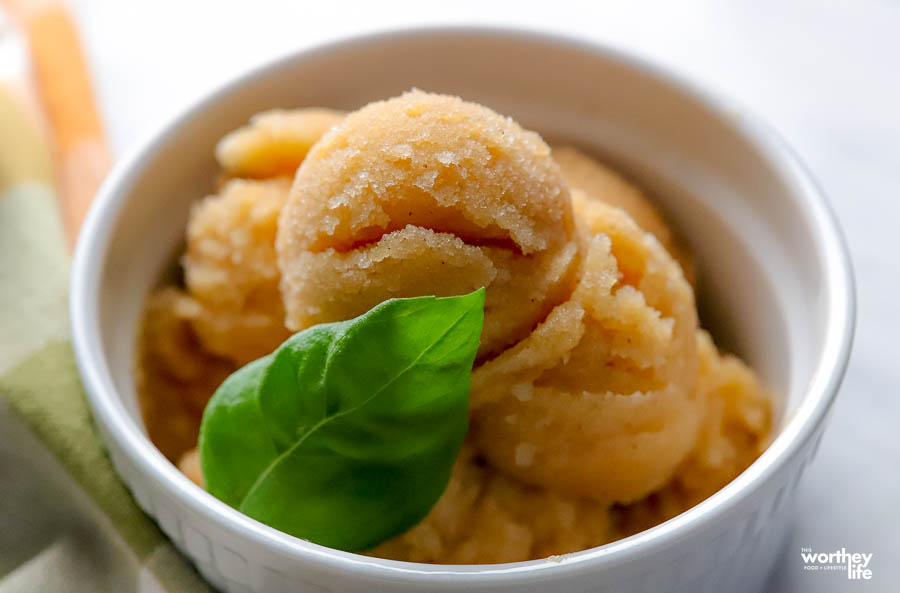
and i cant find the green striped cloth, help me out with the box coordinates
[0,87,211,592]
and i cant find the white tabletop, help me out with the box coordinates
[70,1,900,590]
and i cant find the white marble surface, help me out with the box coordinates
[69,0,900,590]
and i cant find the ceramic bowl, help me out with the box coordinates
[70,27,855,593]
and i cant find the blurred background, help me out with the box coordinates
[1,0,897,592]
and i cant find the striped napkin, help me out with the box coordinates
[0,4,210,592]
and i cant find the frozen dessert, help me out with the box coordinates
[276,91,579,359]
[216,108,345,179]
[469,198,700,503]
[137,288,234,460]
[137,90,772,564]
[183,178,293,364]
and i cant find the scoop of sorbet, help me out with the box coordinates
[182,178,293,364]
[470,199,700,504]
[215,108,345,179]
[276,90,579,358]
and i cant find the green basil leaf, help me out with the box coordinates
[198,288,485,552]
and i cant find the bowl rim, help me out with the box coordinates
[70,25,855,585]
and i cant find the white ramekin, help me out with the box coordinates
[70,27,854,593]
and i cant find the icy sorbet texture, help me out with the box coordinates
[137,90,771,563]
